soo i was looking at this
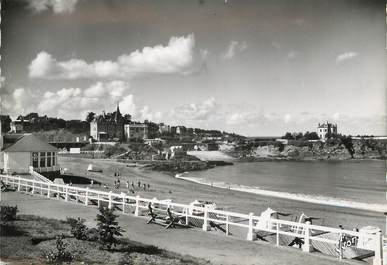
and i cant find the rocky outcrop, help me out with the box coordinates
[228,138,386,161]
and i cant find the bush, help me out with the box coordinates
[0,205,18,221]
[96,206,124,250]
[67,217,88,240]
[42,234,74,263]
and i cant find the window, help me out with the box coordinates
[40,152,46,167]
[32,152,39,168]
[52,155,56,166]
[47,152,52,167]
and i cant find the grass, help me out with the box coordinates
[0,214,211,265]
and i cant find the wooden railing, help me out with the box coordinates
[29,166,53,183]
[0,174,384,265]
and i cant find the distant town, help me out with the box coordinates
[0,105,386,176]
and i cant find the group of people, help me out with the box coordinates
[111,172,151,194]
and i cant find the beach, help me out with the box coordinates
[58,156,385,233]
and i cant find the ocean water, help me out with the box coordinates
[184,160,386,206]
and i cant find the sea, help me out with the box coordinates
[178,160,387,211]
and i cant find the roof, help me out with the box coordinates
[3,134,58,152]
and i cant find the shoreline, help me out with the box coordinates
[175,172,387,213]
[57,157,385,233]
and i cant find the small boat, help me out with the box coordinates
[87,164,103,172]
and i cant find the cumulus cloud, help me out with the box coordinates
[139,106,163,123]
[27,0,78,14]
[223,41,248,59]
[29,34,197,80]
[34,81,133,119]
[336,52,358,62]
[170,97,218,123]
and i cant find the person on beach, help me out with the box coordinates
[143,183,146,190]
[126,181,129,189]
[131,181,135,189]
[138,181,141,188]
[147,184,150,190]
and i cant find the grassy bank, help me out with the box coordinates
[0,214,210,265]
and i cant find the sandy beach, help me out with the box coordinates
[58,157,385,233]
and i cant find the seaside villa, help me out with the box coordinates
[0,133,59,175]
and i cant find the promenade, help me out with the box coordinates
[1,192,361,265]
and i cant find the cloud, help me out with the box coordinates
[34,81,133,119]
[226,112,258,125]
[170,97,218,123]
[27,0,78,14]
[223,41,248,59]
[83,81,128,98]
[29,34,197,80]
[336,52,358,62]
[139,106,163,123]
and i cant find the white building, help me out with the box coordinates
[124,123,148,141]
[1,134,59,174]
[317,122,338,139]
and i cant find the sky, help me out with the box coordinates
[0,0,386,136]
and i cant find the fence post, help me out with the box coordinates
[18,176,21,191]
[185,207,189,225]
[85,187,89,206]
[32,181,35,194]
[373,231,383,265]
[276,222,280,246]
[134,195,140,216]
[226,214,229,236]
[108,191,113,209]
[65,185,69,202]
[47,184,50,198]
[247,212,256,241]
[121,193,125,213]
[338,232,343,260]
[97,193,100,208]
[202,208,211,231]
[302,221,313,253]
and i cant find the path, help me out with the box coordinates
[1,192,362,265]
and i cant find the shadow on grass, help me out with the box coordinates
[110,239,164,255]
[0,223,27,237]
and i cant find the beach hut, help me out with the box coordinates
[2,134,59,174]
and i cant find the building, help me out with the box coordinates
[124,123,148,140]
[317,122,338,139]
[158,123,171,134]
[10,119,32,133]
[90,104,128,141]
[1,133,59,174]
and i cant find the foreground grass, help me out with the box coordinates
[0,214,211,265]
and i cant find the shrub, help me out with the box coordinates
[67,217,88,240]
[0,205,18,221]
[42,234,74,263]
[96,206,124,250]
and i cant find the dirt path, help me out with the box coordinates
[1,192,363,265]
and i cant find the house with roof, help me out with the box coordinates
[90,104,130,142]
[317,122,338,139]
[1,133,59,175]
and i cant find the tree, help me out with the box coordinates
[282,132,294,140]
[86,112,96,123]
[96,206,124,250]
[338,135,354,158]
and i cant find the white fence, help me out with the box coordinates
[0,174,384,265]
